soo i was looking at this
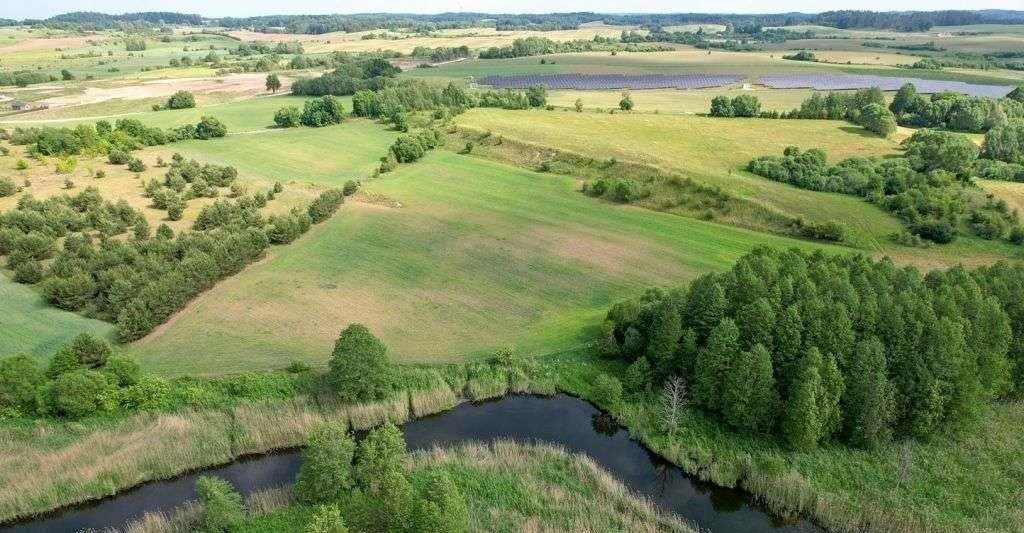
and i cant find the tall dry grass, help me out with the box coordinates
[411,440,697,533]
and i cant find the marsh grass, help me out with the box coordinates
[465,365,509,401]
[409,440,695,533]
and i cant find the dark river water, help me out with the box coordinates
[2,394,820,533]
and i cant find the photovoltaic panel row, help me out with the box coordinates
[758,75,1013,98]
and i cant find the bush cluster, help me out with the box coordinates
[8,116,226,159]
[747,135,1021,244]
[709,94,761,117]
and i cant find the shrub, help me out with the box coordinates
[108,150,131,165]
[103,355,141,386]
[0,177,15,197]
[295,422,356,504]
[274,106,302,128]
[0,356,45,416]
[194,116,228,139]
[307,505,349,533]
[592,373,624,407]
[13,259,43,283]
[71,333,112,368]
[55,156,76,174]
[51,369,110,419]
[166,90,196,110]
[119,375,173,410]
[619,91,634,111]
[196,476,246,532]
[611,178,641,203]
[328,324,396,402]
[127,158,146,172]
[413,471,469,532]
[308,189,345,223]
[14,159,28,170]
[300,96,345,127]
[342,180,359,196]
[390,135,425,163]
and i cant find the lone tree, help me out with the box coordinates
[619,91,634,111]
[328,324,396,401]
[266,73,282,93]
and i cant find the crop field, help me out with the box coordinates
[130,150,837,375]
[456,109,903,243]
[161,118,395,186]
[0,30,238,81]
[1,94,321,131]
[224,25,641,55]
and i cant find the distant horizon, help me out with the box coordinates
[4,3,1023,22]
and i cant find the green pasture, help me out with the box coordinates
[131,150,837,375]
[0,275,115,359]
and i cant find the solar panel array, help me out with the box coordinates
[758,75,1014,98]
[477,73,746,90]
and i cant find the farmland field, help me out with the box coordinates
[131,150,838,375]
[4,10,1024,533]
[0,276,115,359]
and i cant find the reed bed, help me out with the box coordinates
[231,398,325,456]
[410,440,697,533]
[344,394,410,431]
[0,410,234,523]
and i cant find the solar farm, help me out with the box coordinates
[758,74,1015,97]
[478,72,1017,97]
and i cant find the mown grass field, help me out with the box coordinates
[457,108,903,245]
[131,149,838,375]
[455,108,1022,266]
[0,276,115,358]
[159,117,393,185]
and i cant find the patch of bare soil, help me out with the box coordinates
[40,73,293,107]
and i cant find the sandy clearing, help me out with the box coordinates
[39,73,294,107]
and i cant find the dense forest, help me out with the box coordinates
[601,247,1024,450]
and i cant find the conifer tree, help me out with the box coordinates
[782,347,823,450]
[721,343,778,432]
[694,318,739,412]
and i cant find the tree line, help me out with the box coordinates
[6,116,227,159]
[600,246,1023,450]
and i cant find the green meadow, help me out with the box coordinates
[0,276,115,359]
[131,149,837,375]
[455,108,1022,266]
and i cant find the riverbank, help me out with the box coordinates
[120,441,694,533]
[551,351,1024,533]
[2,351,1022,532]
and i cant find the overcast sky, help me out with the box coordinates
[2,1,1019,21]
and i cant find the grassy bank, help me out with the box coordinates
[3,351,1022,531]
[115,441,692,533]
